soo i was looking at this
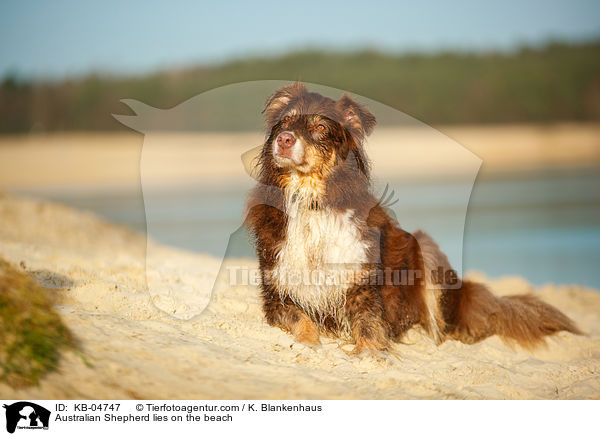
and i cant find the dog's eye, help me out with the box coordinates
[281,115,291,123]
[317,124,326,131]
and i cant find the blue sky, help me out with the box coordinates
[0,0,599,79]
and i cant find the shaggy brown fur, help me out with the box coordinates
[245,82,581,354]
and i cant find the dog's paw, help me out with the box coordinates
[351,336,389,356]
[292,316,321,347]
[295,331,321,347]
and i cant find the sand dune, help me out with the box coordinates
[0,194,598,399]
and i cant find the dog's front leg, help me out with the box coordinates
[261,283,321,346]
[345,283,390,354]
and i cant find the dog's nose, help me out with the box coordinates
[276,132,296,149]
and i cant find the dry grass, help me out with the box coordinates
[0,257,75,387]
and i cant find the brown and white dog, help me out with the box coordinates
[245,82,580,355]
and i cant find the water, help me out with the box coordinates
[15,167,600,289]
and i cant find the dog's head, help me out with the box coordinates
[260,82,376,183]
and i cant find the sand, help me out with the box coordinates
[1,125,599,399]
[1,124,600,190]
[0,193,599,400]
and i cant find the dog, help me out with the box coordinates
[245,82,581,354]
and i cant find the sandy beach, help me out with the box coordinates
[0,193,599,399]
[0,125,599,399]
[1,124,600,190]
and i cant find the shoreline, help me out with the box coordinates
[1,123,599,190]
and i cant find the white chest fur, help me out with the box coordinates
[270,186,370,321]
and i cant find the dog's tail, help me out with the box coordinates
[414,230,582,348]
[448,280,582,347]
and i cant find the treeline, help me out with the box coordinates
[1,41,599,133]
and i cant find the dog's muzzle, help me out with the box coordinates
[275,131,296,158]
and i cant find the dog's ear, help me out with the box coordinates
[336,94,376,141]
[263,82,306,127]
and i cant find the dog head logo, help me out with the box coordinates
[113,80,481,320]
[3,402,50,433]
